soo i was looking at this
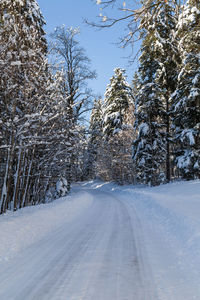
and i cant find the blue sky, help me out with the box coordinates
[37,0,139,97]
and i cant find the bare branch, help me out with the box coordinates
[87,0,167,50]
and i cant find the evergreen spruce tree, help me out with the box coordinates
[152,2,179,182]
[103,68,131,138]
[132,64,166,186]
[133,1,179,186]
[86,99,103,179]
[133,16,166,185]
[171,0,200,179]
[110,104,135,184]
[101,68,134,183]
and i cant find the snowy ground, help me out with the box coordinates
[0,180,200,299]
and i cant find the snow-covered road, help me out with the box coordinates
[1,180,200,300]
[0,189,156,300]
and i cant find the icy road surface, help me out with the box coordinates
[0,189,156,300]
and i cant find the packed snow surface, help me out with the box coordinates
[0,180,200,299]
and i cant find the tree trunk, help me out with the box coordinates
[166,97,171,183]
[12,143,23,211]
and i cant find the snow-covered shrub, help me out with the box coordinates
[55,177,69,198]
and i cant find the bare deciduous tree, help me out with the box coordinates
[49,26,97,123]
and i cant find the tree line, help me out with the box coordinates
[0,0,95,213]
[86,0,200,186]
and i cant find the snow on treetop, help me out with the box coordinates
[189,88,199,99]
[177,153,191,169]
[192,74,200,85]
[181,129,195,146]
[178,1,200,29]
[191,6,200,14]
[139,123,149,136]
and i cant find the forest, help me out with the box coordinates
[0,0,199,214]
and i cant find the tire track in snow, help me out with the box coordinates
[0,189,156,300]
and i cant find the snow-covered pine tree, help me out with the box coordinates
[133,1,179,186]
[85,99,103,179]
[101,68,134,183]
[133,72,166,186]
[151,1,179,182]
[171,0,200,180]
[132,35,166,186]
[110,104,135,184]
[103,68,131,138]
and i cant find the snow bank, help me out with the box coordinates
[121,181,200,300]
[122,181,200,300]
[82,179,200,300]
[0,191,93,263]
